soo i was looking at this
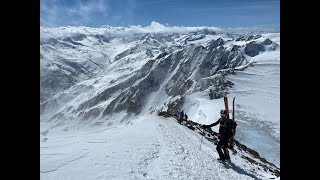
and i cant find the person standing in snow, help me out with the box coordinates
[202,110,232,162]
[180,110,185,121]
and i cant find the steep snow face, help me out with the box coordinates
[40,35,112,103]
[226,51,280,166]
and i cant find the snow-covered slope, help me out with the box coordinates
[40,22,280,178]
[41,115,279,180]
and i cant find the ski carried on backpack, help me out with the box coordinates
[223,96,229,119]
[231,97,237,154]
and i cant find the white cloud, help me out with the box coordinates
[40,21,278,40]
[40,21,223,40]
[224,24,279,34]
[71,0,108,19]
[40,0,60,27]
[41,0,108,27]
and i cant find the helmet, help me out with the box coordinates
[220,110,227,115]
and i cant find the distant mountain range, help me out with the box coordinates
[40,25,279,125]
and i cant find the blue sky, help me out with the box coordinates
[40,0,279,31]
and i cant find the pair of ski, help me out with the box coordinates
[223,96,235,121]
[224,96,237,155]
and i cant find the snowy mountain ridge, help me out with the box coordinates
[40,23,279,127]
[40,23,280,179]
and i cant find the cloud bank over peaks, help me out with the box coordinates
[40,21,276,40]
[40,21,223,40]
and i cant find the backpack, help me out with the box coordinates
[230,119,237,136]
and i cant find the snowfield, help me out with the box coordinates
[41,115,278,180]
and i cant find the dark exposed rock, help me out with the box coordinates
[244,41,265,57]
